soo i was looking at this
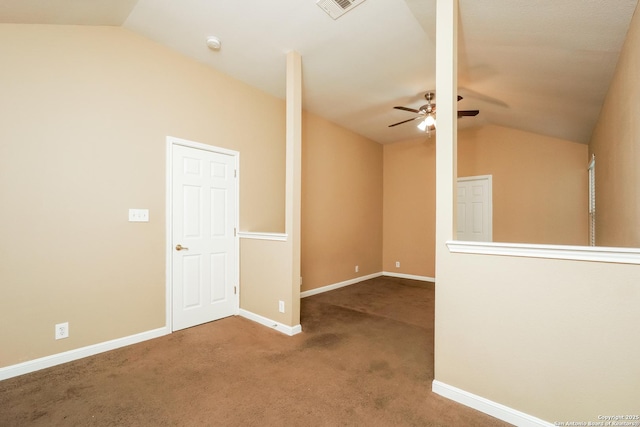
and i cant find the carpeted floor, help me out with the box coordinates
[0,276,510,426]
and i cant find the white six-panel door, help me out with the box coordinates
[171,142,238,331]
[457,175,492,242]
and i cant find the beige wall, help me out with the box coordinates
[436,252,640,421]
[301,112,382,292]
[434,2,640,423]
[459,124,589,245]
[589,5,640,248]
[382,138,436,277]
[0,24,286,367]
[240,239,293,324]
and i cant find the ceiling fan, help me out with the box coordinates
[389,92,479,136]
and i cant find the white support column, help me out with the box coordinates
[435,0,458,268]
[285,51,302,323]
[434,0,458,375]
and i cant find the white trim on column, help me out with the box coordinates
[0,327,169,381]
[238,309,302,336]
[432,380,554,427]
[238,232,288,241]
[447,240,640,265]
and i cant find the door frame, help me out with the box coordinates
[456,174,493,242]
[165,136,240,332]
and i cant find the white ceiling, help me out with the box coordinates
[1,0,638,144]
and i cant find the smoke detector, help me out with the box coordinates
[206,36,221,50]
[316,0,367,20]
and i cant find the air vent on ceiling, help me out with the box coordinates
[316,0,367,20]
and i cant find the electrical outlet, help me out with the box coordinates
[55,322,69,340]
[395,261,400,268]
[278,300,285,313]
[355,265,359,273]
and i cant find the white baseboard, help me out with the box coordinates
[382,272,435,282]
[0,327,170,381]
[300,272,383,298]
[238,309,302,336]
[432,380,554,427]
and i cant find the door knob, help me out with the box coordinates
[175,244,189,251]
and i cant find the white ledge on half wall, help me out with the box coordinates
[447,240,640,265]
[237,231,288,241]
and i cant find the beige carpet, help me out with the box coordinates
[0,276,510,426]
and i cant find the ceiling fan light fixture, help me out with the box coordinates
[417,113,436,131]
[425,114,436,128]
[389,91,478,132]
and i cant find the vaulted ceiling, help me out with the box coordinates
[1,0,638,144]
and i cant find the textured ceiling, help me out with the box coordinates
[1,0,638,144]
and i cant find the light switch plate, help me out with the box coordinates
[128,209,149,222]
